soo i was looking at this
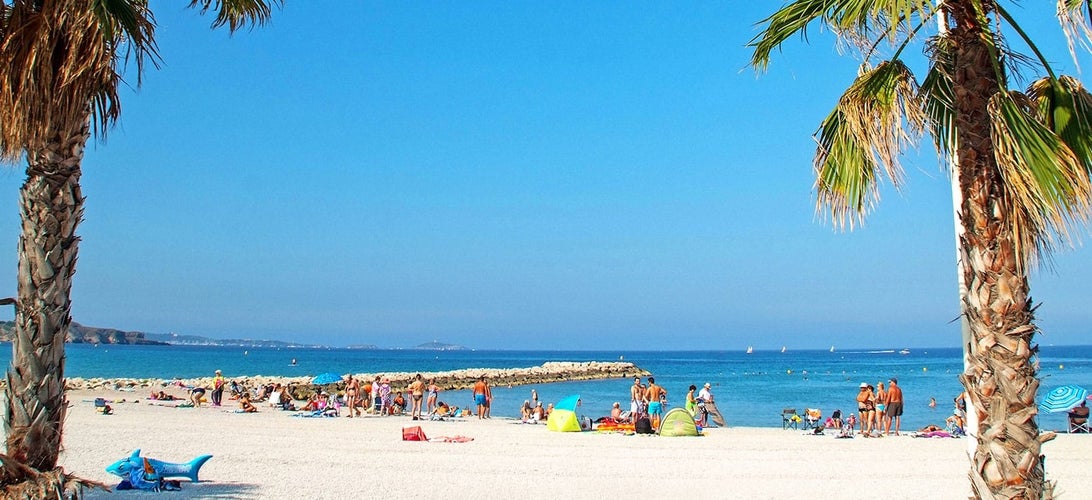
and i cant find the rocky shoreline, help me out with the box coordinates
[63,361,650,398]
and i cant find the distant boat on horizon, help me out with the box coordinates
[780,346,786,353]
[899,348,911,355]
[746,346,753,354]
[830,345,835,353]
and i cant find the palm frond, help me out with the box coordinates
[187,0,282,33]
[813,59,923,229]
[922,35,957,163]
[1028,76,1092,176]
[749,0,933,71]
[814,106,878,230]
[1057,0,1092,64]
[989,91,1092,265]
[0,1,127,159]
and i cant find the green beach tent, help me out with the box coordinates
[547,395,582,432]
[658,407,700,437]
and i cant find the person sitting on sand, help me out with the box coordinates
[300,394,321,412]
[239,393,257,413]
[611,402,623,421]
[521,400,533,422]
[1068,401,1089,432]
[391,391,406,415]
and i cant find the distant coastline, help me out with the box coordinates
[0,322,468,350]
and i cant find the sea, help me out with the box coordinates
[2,343,1090,432]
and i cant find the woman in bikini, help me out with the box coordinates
[873,381,887,437]
[856,383,876,437]
[409,373,426,420]
[426,379,440,413]
[345,376,361,417]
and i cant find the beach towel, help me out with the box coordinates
[429,435,473,443]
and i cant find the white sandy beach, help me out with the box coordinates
[53,389,1092,500]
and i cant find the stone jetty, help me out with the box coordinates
[64,361,650,399]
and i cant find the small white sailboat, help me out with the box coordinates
[746,346,753,354]
[830,345,835,353]
[780,346,786,353]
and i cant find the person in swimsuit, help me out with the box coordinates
[629,377,644,423]
[426,379,440,413]
[472,376,489,419]
[190,387,206,407]
[644,377,667,429]
[345,376,361,417]
[408,373,425,420]
[873,381,887,437]
[856,383,875,437]
[885,378,904,435]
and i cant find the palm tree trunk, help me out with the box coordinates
[3,119,87,472]
[947,2,1049,498]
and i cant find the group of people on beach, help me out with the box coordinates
[853,377,904,436]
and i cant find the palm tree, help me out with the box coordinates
[0,0,279,494]
[750,1,1092,498]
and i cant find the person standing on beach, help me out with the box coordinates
[472,376,489,419]
[685,385,698,415]
[874,381,888,437]
[856,383,875,437]
[211,370,225,407]
[426,379,441,413]
[345,376,361,418]
[697,382,714,427]
[371,376,382,414]
[885,378,904,435]
[645,377,666,429]
[629,377,644,423]
[409,373,425,420]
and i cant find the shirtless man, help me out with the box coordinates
[645,376,667,428]
[345,376,361,417]
[472,376,490,419]
[629,377,645,423]
[885,378,904,435]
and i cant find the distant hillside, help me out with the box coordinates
[414,341,468,351]
[142,332,325,348]
[0,321,168,345]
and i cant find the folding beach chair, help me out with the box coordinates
[803,408,821,429]
[781,408,799,430]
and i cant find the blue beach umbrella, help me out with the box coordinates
[311,372,343,385]
[1039,384,1089,413]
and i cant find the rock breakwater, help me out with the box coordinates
[64,361,650,399]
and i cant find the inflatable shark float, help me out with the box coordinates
[106,449,213,483]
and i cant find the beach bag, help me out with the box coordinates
[635,416,653,434]
[402,426,428,441]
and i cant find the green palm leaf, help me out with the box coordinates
[814,59,923,228]
[750,0,934,71]
[989,91,1092,262]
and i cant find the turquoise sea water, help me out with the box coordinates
[2,343,1090,432]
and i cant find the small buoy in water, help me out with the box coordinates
[922,367,927,372]
[244,350,248,356]
[786,369,792,375]
[1060,364,1064,369]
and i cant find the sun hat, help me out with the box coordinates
[704,383,711,388]
[859,383,868,388]
[215,369,221,374]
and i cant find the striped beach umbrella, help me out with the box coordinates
[1039,384,1089,413]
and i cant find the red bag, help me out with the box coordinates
[402,426,427,441]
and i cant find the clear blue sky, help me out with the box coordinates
[0,3,1087,350]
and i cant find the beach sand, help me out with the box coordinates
[54,390,1092,500]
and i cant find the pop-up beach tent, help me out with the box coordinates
[658,407,700,437]
[547,395,582,432]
